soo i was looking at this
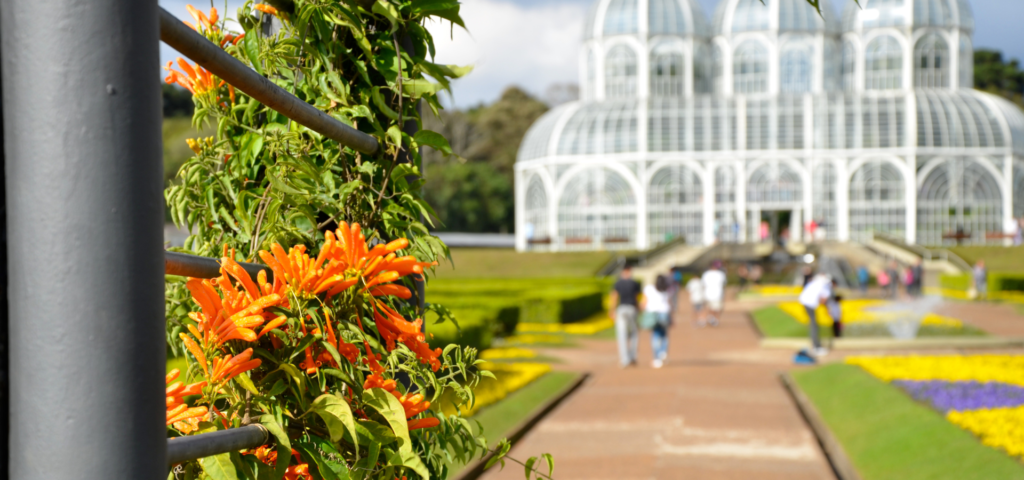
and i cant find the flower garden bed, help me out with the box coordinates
[791,363,1024,479]
[751,301,986,340]
[848,354,1024,461]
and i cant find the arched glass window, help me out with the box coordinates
[918,158,1002,245]
[914,0,954,27]
[651,43,685,97]
[524,175,549,245]
[865,35,904,90]
[734,40,769,94]
[605,45,638,98]
[960,37,973,88]
[603,0,639,36]
[849,160,905,242]
[648,164,703,245]
[860,0,908,29]
[915,34,950,88]
[558,167,637,249]
[731,0,770,32]
[780,41,813,93]
[747,161,804,206]
[842,39,857,91]
[649,0,689,35]
[824,40,841,91]
[694,43,712,94]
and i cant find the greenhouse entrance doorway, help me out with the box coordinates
[748,207,802,245]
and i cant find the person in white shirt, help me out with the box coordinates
[685,274,706,327]
[701,261,727,327]
[644,275,673,368]
[799,273,833,357]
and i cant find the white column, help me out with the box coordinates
[838,158,851,241]
[703,163,716,245]
[737,160,748,243]
[548,167,560,251]
[637,160,649,250]
[906,156,917,244]
[1005,154,1015,236]
[515,167,527,251]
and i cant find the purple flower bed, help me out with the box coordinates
[894,380,1024,412]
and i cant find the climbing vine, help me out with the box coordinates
[162,2,551,479]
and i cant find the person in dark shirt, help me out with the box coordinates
[609,265,643,367]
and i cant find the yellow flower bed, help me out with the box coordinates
[502,333,567,345]
[517,316,613,335]
[479,347,537,360]
[777,299,963,328]
[948,406,1024,458]
[439,361,552,417]
[748,285,802,297]
[846,355,1024,386]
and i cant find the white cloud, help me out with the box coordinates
[426,0,585,108]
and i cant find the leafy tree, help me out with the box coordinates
[163,83,195,117]
[422,87,548,232]
[975,49,1024,109]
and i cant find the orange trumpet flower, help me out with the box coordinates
[209,348,261,383]
[164,58,222,95]
[253,4,279,16]
[166,369,208,433]
[185,4,219,33]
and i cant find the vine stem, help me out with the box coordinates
[489,448,556,480]
[367,30,406,226]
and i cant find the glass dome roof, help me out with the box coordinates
[517,90,1024,162]
[712,0,840,35]
[842,0,973,32]
[584,0,711,40]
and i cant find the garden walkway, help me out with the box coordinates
[481,292,837,480]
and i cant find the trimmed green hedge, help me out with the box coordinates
[422,277,612,349]
[940,273,971,291]
[426,308,495,351]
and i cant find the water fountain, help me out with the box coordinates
[862,296,944,340]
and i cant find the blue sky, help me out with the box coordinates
[160,0,1024,108]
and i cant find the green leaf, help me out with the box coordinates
[307,394,358,449]
[401,79,443,98]
[362,388,429,479]
[243,29,263,75]
[260,414,291,480]
[542,453,555,477]
[267,172,306,197]
[199,453,239,480]
[372,0,400,34]
[523,456,536,478]
[413,130,452,156]
[296,439,352,480]
[353,419,398,446]
[234,371,260,395]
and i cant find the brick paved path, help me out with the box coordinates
[481,297,836,480]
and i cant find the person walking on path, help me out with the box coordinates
[885,261,899,298]
[686,273,706,327]
[909,259,924,297]
[609,265,643,367]
[702,261,727,327]
[974,259,988,301]
[799,273,833,357]
[644,275,673,368]
[857,265,869,294]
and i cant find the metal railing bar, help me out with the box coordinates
[165,251,270,282]
[158,7,379,155]
[168,424,269,465]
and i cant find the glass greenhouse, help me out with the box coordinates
[515,0,1024,251]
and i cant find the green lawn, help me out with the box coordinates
[750,306,811,338]
[950,246,1024,273]
[433,248,612,279]
[793,364,1024,480]
[446,371,580,478]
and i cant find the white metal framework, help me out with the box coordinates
[517,0,1024,251]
